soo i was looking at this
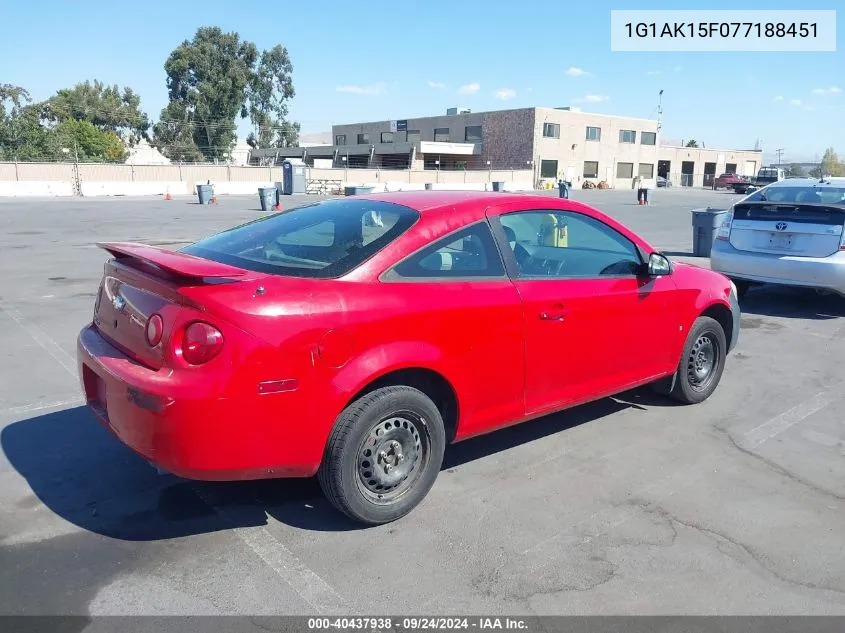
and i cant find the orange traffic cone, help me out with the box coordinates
[165,192,172,201]
[210,195,217,204]
[274,201,281,211]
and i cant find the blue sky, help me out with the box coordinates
[2,0,841,162]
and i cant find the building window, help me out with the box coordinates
[616,162,634,179]
[638,163,654,179]
[586,126,601,141]
[619,129,636,144]
[640,131,656,146]
[381,132,394,143]
[542,123,560,138]
[540,159,558,179]
[464,125,482,142]
[454,160,468,170]
[583,161,599,178]
[406,130,421,142]
[357,133,370,144]
[335,134,346,145]
[434,128,450,142]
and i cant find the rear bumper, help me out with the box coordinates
[711,240,845,296]
[77,324,322,480]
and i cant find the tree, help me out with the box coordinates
[787,163,807,177]
[809,147,844,178]
[685,139,699,148]
[246,45,300,149]
[153,27,299,161]
[55,119,127,162]
[45,80,150,145]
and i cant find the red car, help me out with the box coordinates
[77,192,741,525]
[713,173,749,190]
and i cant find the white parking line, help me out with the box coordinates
[0,300,77,378]
[191,486,349,614]
[743,392,839,450]
[0,397,84,417]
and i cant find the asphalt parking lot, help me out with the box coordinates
[1,187,844,616]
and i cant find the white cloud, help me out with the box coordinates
[773,95,784,101]
[812,86,841,95]
[647,70,662,76]
[495,88,517,101]
[427,81,445,89]
[789,98,802,106]
[573,94,610,104]
[335,82,387,96]
[458,82,481,95]
[565,67,588,77]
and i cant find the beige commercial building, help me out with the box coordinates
[252,106,763,189]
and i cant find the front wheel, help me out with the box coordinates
[318,386,446,525]
[665,316,728,405]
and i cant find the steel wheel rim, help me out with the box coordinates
[356,412,429,505]
[687,333,719,392]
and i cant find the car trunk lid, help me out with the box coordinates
[728,202,845,258]
[92,242,257,369]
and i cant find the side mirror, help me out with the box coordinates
[647,252,672,276]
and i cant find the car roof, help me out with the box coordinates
[766,177,845,188]
[353,190,549,212]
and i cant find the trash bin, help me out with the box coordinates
[258,187,277,212]
[424,183,434,190]
[691,207,729,257]
[492,181,505,192]
[196,184,213,205]
[274,181,284,197]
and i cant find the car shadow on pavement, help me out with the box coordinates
[2,390,676,539]
[739,285,845,320]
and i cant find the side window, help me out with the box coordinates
[499,211,643,279]
[392,222,505,279]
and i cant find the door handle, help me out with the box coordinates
[539,311,565,321]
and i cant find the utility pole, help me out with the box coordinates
[656,90,663,134]
[775,147,784,167]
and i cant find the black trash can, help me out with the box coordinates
[492,181,504,192]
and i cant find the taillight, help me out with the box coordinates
[716,209,734,241]
[840,230,845,251]
[181,322,224,365]
[145,313,164,347]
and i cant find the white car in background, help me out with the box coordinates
[710,177,845,298]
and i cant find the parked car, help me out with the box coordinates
[713,173,749,191]
[711,177,845,298]
[77,192,741,525]
[656,176,671,188]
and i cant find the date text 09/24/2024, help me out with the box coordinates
[624,22,818,39]
[307,617,528,630]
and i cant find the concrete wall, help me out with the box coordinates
[530,108,660,189]
[0,162,535,197]
[657,146,763,187]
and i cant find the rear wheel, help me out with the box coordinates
[318,386,446,525]
[660,316,727,405]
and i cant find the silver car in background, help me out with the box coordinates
[711,177,845,298]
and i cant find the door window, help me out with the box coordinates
[390,222,505,279]
[499,211,643,278]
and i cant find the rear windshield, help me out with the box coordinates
[745,186,845,206]
[181,199,420,278]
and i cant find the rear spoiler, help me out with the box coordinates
[97,242,250,279]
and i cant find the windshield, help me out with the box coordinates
[757,169,779,179]
[181,199,420,278]
[744,185,845,205]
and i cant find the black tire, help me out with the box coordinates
[667,316,727,405]
[318,385,446,525]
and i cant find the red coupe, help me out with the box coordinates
[77,191,741,525]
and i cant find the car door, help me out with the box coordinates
[489,204,678,416]
[381,219,526,439]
